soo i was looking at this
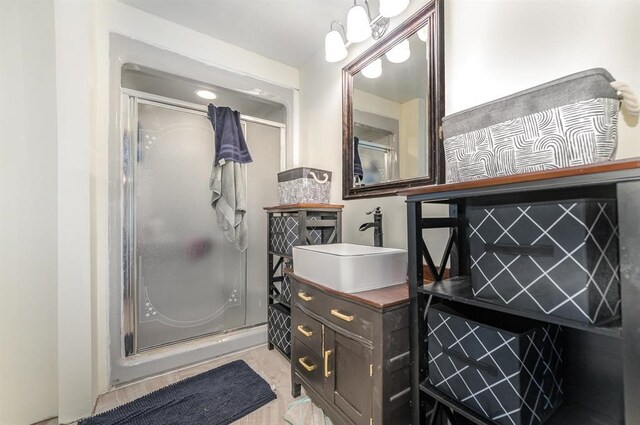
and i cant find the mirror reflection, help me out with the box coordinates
[352,23,430,187]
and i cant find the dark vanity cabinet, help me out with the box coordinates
[290,272,411,425]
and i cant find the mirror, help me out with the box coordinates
[342,0,444,199]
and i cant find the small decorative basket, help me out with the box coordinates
[278,167,332,205]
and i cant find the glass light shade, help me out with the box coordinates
[325,30,348,62]
[379,0,410,18]
[346,5,371,43]
[417,27,428,42]
[361,58,382,79]
[385,39,411,63]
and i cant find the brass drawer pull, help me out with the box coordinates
[298,357,317,372]
[298,292,313,302]
[297,325,313,337]
[331,309,354,322]
[324,350,333,378]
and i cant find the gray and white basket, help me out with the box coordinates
[442,68,637,183]
[278,167,332,205]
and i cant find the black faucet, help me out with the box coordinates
[359,207,383,247]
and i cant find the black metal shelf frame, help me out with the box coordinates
[266,206,343,360]
[268,293,291,310]
[418,277,622,339]
[419,380,620,425]
[405,167,640,425]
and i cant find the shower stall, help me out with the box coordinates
[115,63,287,374]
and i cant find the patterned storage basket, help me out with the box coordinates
[281,272,292,305]
[278,167,332,205]
[268,303,291,356]
[428,303,563,425]
[443,68,620,183]
[468,199,620,325]
[269,214,324,257]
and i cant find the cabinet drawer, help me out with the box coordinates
[293,279,374,341]
[293,339,325,396]
[292,307,323,356]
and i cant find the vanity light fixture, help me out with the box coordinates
[324,0,397,63]
[325,22,348,63]
[346,2,371,43]
[361,58,382,79]
[196,89,217,100]
[385,39,411,63]
[379,0,410,18]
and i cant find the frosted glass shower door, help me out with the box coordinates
[134,102,246,351]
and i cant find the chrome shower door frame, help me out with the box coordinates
[120,89,286,357]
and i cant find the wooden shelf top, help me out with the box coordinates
[264,203,344,212]
[287,271,408,311]
[398,158,640,200]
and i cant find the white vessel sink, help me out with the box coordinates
[292,243,408,293]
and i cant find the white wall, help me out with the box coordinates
[299,0,640,254]
[54,0,94,422]
[353,88,402,120]
[0,0,59,424]
[399,97,426,179]
[53,0,302,422]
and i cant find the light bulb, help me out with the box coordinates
[385,39,411,63]
[417,27,428,42]
[346,4,371,43]
[325,30,348,63]
[379,0,410,18]
[196,90,217,100]
[361,58,382,79]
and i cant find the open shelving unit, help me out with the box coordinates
[264,204,343,361]
[400,159,640,425]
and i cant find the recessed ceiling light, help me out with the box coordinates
[196,89,217,100]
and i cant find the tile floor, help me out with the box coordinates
[37,344,296,425]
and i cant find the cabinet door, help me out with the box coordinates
[325,329,373,425]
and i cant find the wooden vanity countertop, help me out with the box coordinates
[287,271,408,310]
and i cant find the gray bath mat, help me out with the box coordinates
[78,360,276,425]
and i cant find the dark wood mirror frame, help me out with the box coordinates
[342,0,444,199]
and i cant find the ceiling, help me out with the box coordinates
[120,0,363,68]
[122,64,286,121]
